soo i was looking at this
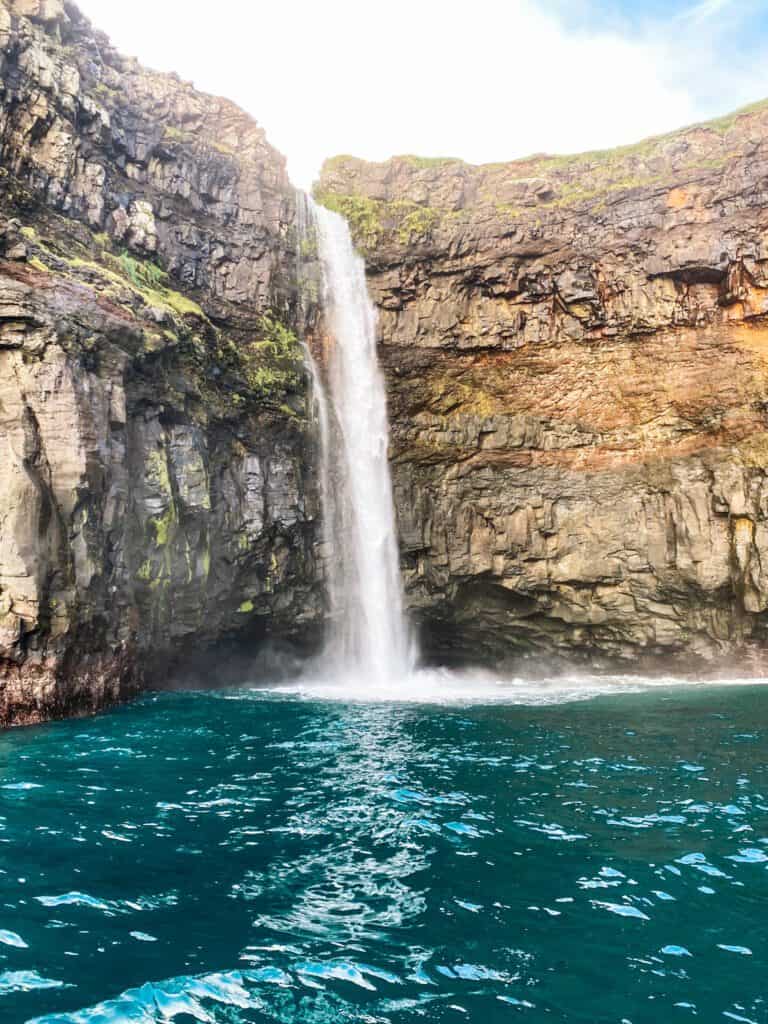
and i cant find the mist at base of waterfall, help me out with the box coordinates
[250,664,768,705]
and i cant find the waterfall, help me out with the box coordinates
[306,200,414,681]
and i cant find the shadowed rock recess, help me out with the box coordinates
[316,104,768,672]
[0,0,323,724]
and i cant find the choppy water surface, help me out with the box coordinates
[0,678,766,1023]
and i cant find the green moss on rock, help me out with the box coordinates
[313,191,385,251]
[239,316,304,400]
[396,203,441,242]
[313,190,442,252]
[397,154,462,169]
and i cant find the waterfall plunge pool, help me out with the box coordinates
[1,676,766,1023]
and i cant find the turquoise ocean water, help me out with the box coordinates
[0,679,765,1022]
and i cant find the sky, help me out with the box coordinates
[75,0,768,189]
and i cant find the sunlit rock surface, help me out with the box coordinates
[0,0,322,723]
[317,109,768,670]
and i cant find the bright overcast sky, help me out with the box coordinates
[76,0,768,189]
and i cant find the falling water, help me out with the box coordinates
[307,201,414,681]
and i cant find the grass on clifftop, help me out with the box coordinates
[441,96,767,175]
[396,155,463,168]
[526,100,768,172]
[317,95,768,230]
[477,96,768,189]
[319,95,768,204]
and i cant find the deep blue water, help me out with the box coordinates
[0,680,766,1023]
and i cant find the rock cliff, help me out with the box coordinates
[0,0,322,724]
[317,106,768,671]
[6,0,768,725]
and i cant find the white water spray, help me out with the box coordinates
[308,202,414,681]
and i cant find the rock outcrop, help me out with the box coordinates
[0,0,322,724]
[317,106,768,671]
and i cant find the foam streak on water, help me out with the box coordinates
[309,203,413,682]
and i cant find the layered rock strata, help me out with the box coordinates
[317,106,768,670]
[0,0,321,724]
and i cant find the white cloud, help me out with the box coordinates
[73,0,756,189]
[678,0,736,24]
[647,0,768,113]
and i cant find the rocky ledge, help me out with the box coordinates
[317,104,768,671]
[0,0,322,724]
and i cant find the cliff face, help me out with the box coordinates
[0,0,322,724]
[317,105,768,671]
[5,2,768,726]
